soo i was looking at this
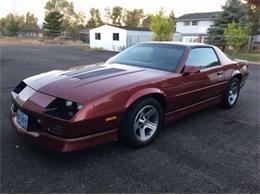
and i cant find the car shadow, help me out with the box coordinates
[23,104,222,162]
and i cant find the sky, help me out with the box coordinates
[0,0,227,24]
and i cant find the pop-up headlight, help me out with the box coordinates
[45,98,83,120]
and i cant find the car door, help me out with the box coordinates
[166,47,225,111]
[186,47,226,100]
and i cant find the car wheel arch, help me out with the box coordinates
[231,70,242,83]
[125,88,167,112]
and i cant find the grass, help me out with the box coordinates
[0,36,87,47]
[225,50,260,64]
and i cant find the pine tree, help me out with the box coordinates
[207,0,251,47]
[43,11,63,38]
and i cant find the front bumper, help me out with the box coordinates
[10,86,118,152]
[10,110,117,152]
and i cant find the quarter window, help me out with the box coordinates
[95,33,101,40]
[113,33,119,41]
[185,48,219,69]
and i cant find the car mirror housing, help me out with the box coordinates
[183,66,200,75]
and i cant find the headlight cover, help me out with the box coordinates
[44,98,83,120]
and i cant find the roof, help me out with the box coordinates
[140,41,211,47]
[118,26,151,32]
[92,24,151,32]
[177,11,221,21]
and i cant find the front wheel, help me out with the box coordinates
[221,78,240,109]
[119,98,163,147]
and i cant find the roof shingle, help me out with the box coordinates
[177,11,221,21]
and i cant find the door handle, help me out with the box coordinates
[217,71,224,76]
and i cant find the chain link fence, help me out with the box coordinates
[187,35,258,61]
[126,35,153,48]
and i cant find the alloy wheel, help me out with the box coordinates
[133,105,159,142]
[228,82,239,105]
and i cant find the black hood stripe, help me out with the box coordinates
[73,68,125,80]
[64,65,104,76]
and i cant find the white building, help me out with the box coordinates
[176,12,220,43]
[89,24,153,51]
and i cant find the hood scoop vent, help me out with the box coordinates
[64,65,104,76]
[69,68,125,80]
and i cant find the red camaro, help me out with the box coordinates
[10,42,249,152]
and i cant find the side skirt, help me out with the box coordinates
[164,95,222,124]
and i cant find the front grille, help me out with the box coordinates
[47,125,64,136]
[29,115,43,130]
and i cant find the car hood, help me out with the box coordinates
[24,63,171,102]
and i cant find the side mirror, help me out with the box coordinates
[183,66,200,75]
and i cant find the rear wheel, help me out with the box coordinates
[119,98,163,147]
[221,78,240,109]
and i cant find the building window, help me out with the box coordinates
[192,21,198,26]
[113,33,119,41]
[184,21,190,26]
[95,33,101,40]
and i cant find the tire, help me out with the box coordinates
[221,77,240,109]
[119,98,163,147]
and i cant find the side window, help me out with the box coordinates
[95,33,101,40]
[184,21,190,26]
[185,48,219,69]
[113,33,119,41]
[192,21,198,25]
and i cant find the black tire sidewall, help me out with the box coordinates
[120,98,163,147]
[222,78,240,108]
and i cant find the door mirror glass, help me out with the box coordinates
[183,66,200,74]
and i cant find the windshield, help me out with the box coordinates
[107,43,186,72]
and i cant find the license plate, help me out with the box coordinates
[17,110,28,130]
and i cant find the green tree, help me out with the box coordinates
[150,9,175,41]
[23,12,39,31]
[0,14,20,36]
[87,8,103,27]
[44,0,70,13]
[207,0,251,47]
[44,0,85,37]
[142,14,152,28]
[43,11,63,38]
[105,6,123,26]
[0,13,39,36]
[224,21,251,54]
[123,9,144,27]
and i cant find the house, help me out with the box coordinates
[17,30,42,39]
[89,24,153,51]
[252,35,260,50]
[176,12,220,43]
